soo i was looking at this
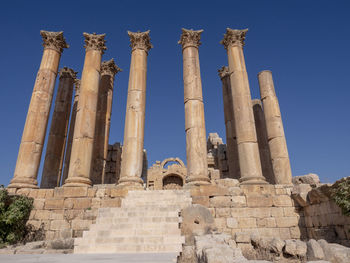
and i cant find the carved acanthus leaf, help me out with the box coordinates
[59,67,77,79]
[128,30,153,53]
[218,66,230,79]
[220,28,248,50]
[178,28,203,49]
[40,30,69,53]
[83,32,107,54]
[101,58,122,77]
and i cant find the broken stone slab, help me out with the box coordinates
[202,245,236,263]
[307,239,325,260]
[318,239,350,263]
[234,232,251,243]
[291,184,312,207]
[284,239,307,258]
[293,173,320,186]
[194,233,233,259]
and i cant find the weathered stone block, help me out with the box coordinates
[216,208,231,217]
[240,184,275,195]
[273,195,293,207]
[50,220,70,231]
[192,196,209,207]
[209,196,231,208]
[63,187,88,198]
[72,198,91,209]
[238,217,256,228]
[234,232,251,243]
[34,210,50,220]
[228,187,243,196]
[246,194,273,207]
[257,218,276,228]
[214,217,226,229]
[50,210,64,220]
[275,216,299,227]
[109,188,129,197]
[100,198,121,207]
[227,218,238,229]
[191,185,230,197]
[71,219,92,231]
[231,196,246,207]
[45,198,64,209]
[33,199,45,210]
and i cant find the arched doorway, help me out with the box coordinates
[163,174,184,190]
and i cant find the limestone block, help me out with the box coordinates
[34,210,51,220]
[191,185,230,197]
[50,220,70,231]
[215,178,239,188]
[209,196,231,208]
[318,239,350,263]
[257,218,276,228]
[234,232,251,243]
[45,198,64,209]
[109,188,129,197]
[279,228,291,240]
[231,208,254,218]
[71,219,92,231]
[100,198,121,207]
[238,218,257,228]
[87,188,97,197]
[307,239,325,260]
[227,218,238,229]
[283,207,298,217]
[228,187,243,196]
[33,199,45,210]
[230,196,246,208]
[241,185,275,195]
[291,184,312,207]
[270,207,284,217]
[252,207,271,218]
[290,226,302,239]
[293,173,320,186]
[275,217,299,228]
[272,195,293,207]
[72,198,92,209]
[47,238,74,250]
[50,210,64,220]
[246,194,273,207]
[216,208,231,217]
[202,245,236,263]
[214,218,227,230]
[192,196,210,207]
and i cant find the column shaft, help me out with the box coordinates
[41,68,76,188]
[91,59,121,184]
[252,99,275,184]
[218,66,240,179]
[61,80,80,185]
[64,33,106,187]
[258,70,292,184]
[9,31,68,189]
[179,29,210,185]
[118,31,152,189]
[221,28,266,184]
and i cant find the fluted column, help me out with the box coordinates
[218,66,240,179]
[64,33,106,187]
[258,70,292,184]
[91,59,121,184]
[9,31,68,189]
[178,29,210,185]
[41,67,76,188]
[252,99,275,184]
[118,31,152,189]
[61,79,80,185]
[221,28,266,184]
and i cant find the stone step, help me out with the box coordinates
[75,235,184,245]
[98,210,180,218]
[83,227,181,237]
[74,243,183,254]
[121,201,191,207]
[88,222,180,232]
[96,216,181,224]
[100,205,183,212]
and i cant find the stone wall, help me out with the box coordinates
[292,179,350,246]
[190,179,305,240]
[7,186,126,240]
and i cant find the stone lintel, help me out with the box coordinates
[101,58,122,77]
[178,28,203,49]
[83,32,107,54]
[127,30,153,53]
[220,28,248,50]
[40,30,69,53]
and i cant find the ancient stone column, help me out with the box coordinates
[61,79,80,186]
[218,66,240,180]
[64,33,106,187]
[41,67,77,188]
[258,70,292,184]
[221,28,266,184]
[252,99,275,184]
[91,59,121,184]
[178,28,210,185]
[9,31,68,189]
[118,31,152,189]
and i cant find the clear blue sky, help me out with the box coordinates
[0,0,349,185]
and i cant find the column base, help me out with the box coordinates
[7,177,38,189]
[63,176,92,187]
[239,176,268,185]
[185,176,211,187]
[117,176,144,190]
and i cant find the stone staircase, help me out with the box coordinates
[74,190,192,255]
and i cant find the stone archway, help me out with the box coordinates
[162,174,184,190]
[160,157,185,170]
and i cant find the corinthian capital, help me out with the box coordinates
[101,58,122,77]
[128,30,153,53]
[74,79,81,94]
[178,28,203,49]
[59,67,77,79]
[83,32,107,54]
[218,66,230,79]
[220,28,248,50]
[40,30,69,53]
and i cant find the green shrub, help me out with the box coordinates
[0,186,33,244]
[331,178,350,216]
